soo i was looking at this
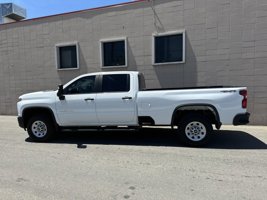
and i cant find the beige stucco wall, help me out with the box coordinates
[0,0,267,124]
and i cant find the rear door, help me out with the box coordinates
[95,74,137,125]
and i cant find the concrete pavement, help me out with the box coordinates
[0,116,266,200]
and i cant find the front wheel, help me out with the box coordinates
[178,114,213,147]
[27,115,55,142]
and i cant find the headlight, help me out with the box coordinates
[18,98,22,102]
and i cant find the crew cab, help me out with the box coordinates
[17,71,250,146]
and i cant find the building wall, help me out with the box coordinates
[0,0,267,124]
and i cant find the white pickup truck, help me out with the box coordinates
[17,71,250,146]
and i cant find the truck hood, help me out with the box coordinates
[19,91,56,100]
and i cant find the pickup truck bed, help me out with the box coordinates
[143,86,227,91]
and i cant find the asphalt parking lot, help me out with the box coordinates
[0,116,266,200]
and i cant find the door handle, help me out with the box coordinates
[122,96,132,100]
[84,98,94,101]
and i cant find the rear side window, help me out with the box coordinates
[102,74,130,92]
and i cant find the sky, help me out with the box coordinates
[0,0,133,19]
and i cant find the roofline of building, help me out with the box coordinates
[0,0,147,27]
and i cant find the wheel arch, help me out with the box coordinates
[22,107,59,130]
[171,104,221,129]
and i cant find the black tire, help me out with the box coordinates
[178,114,213,147]
[27,115,55,142]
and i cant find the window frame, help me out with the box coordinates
[152,30,185,65]
[55,41,80,71]
[100,37,128,68]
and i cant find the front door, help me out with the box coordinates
[55,75,98,126]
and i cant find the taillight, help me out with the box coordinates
[239,90,247,109]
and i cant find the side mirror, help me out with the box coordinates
[57,84,65,100]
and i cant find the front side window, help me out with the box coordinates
[64,76,96,95]
[101,38,127,67]
[102,74,130,92]
[56,43,79,70]
[154,31,185,64]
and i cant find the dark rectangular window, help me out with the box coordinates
[155,33,184,64]
[58,45,78,69]
[102,74,130,92]
[103,41,126,67]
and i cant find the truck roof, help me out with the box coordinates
[79,71,139,77]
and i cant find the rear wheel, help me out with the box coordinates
[27,115,55,142]
[178,114,213,147]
